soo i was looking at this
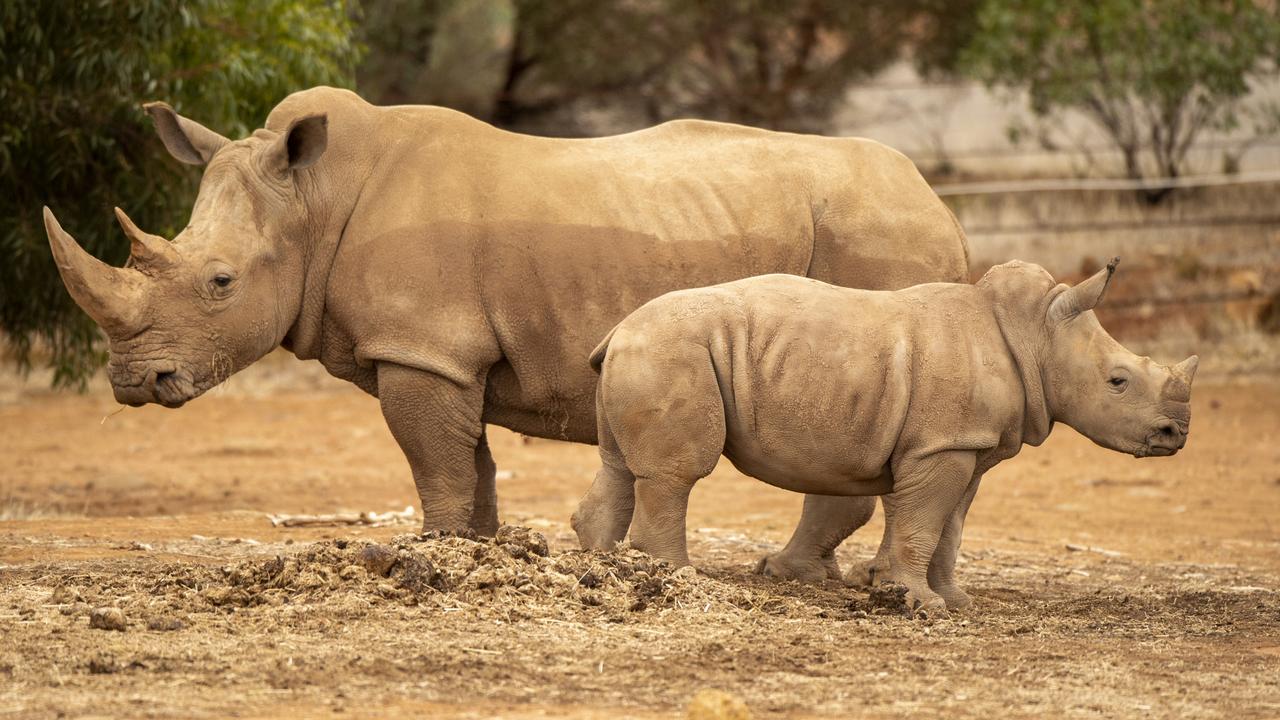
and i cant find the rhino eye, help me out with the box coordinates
[212,274,233,288]
[1108,377,1128,389]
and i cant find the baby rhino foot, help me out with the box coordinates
[907,591,950,620]
[570,504,628,551]
[934,584,973,611]
[755,549,842,584]
[845,555,892,587]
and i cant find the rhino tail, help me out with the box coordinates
[588,324,620,373]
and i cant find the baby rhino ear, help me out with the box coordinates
[1049,257,1119,323]
[270,114,328,173]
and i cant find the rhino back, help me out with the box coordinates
[298,97,966,442]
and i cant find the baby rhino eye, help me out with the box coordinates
[1108,377,1127,388]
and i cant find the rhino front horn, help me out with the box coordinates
[114,207,179,271]
[43,206,145,334]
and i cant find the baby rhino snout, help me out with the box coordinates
[1148,419,1187,456]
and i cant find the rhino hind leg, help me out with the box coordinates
[878,451,977,618]
[596,342,726,568]
[471,429,500,536]
[757,494,875,584]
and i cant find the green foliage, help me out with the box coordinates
[0,0,361,387]
[960,0,1280,190]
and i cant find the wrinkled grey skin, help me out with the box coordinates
[43,86,968,549]
[573,260,1197,616]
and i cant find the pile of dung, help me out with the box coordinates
[198,526,816,621]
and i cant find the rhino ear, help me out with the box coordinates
[270,114,328,173]
[143,102,229,165]
[1048,256,1119,323]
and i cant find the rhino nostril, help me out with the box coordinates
[155,371,174,386]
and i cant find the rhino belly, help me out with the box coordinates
[481,358,599,443]
[722,431,893,496]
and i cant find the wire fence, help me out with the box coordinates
[938,170,1280,314]
[933,169,1280,196]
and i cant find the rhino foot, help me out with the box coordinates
[845,555,892,587]
[755,550,842,584]
[935,584,973,611]
[909,593,950,620]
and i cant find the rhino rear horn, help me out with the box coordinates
[115,207,179,271]
[44,206,145,334]
[1049,256,1119,323]
[143,101,229,165]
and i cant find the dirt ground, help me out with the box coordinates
[1,355,1278,719]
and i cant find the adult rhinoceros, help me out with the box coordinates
[43,86,968,575]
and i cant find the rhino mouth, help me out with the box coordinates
[154,370,197,408]
[1135,428,1186,458]
[111,367,198,409]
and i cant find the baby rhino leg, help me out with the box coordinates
[757,495,875,583]
[571,452,636,551]
[600,343,725,568]
[926,476,981,611]
[880,451,975,618]
[573,397,637,550]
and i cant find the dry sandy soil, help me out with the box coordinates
[1,356,1278,719]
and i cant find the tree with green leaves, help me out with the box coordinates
[0,0,361,386]
[960,0,1280,199]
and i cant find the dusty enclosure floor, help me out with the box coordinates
[2,359,1278,718]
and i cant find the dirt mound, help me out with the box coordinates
[191,526,823,621]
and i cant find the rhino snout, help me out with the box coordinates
[110,364,194,408]
[1144,419,1187,457]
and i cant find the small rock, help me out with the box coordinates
[686,689,751,720]
[357,544,398,577]
[88,607,126,631]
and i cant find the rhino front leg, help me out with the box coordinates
[471,429,500,536]
[378,363,486,533]
[880,451,976,618]
[926,475,982,611]
[757,494,875,583]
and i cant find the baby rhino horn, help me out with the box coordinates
[1048,257,1119,323]
[1172,355,1199,384]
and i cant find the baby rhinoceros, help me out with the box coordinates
[571,259,1197,616]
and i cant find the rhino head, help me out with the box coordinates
[1039,259,1198,458]
[44,103,329,407]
